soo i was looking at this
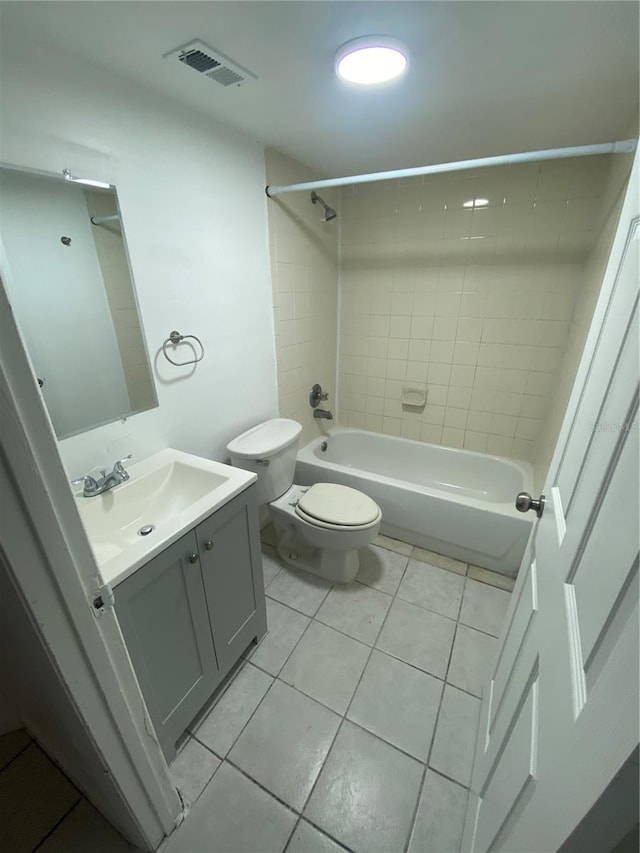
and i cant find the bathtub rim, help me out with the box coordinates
[297,426,533,519]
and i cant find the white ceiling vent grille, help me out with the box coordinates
[164,39,257,88]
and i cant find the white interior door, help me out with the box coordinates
[463,159,639,852]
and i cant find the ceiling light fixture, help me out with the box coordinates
[62,168,111,189]
[335,36,409,85]
[463,198,490,208]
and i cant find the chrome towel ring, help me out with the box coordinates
[162,330,205,366]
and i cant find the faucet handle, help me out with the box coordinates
[71,474,100,496]
[71,474,96,487]
[113,454,132,480]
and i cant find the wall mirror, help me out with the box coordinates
[0,165,157,439]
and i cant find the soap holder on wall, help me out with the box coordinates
[401,385,427,411]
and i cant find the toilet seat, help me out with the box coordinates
[295,483,381,529]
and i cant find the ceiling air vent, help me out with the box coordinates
[164,39,257,88]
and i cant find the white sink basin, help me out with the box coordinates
[75,448,256,586]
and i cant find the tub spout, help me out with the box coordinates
[313,408,333,420]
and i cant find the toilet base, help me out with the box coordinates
[268,484,381,584]
[275,536,360,584]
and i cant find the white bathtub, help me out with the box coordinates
[296,428,534,576]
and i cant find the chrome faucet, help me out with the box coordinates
[72,455,132,497]
[313,408,333,420]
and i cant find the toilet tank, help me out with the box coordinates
[226,418,303,504]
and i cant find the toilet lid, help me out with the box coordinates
[297,483,380,526]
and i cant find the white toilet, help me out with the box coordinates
[227,418,381,583]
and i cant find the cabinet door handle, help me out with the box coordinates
[188,552,199,564]
[204,540,214,550]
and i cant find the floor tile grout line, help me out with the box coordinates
[177,749,225,810]
[261,550,500,695]
[258,546,488,851]
[0,738,33,775]
[296,814,356,852]
[31,795,83,851]
[295,569,404,824]
[258,558,488,705]
[341,553,409,723]
[272,599,323,674]
[187,651,260,732]
[224,757,302,818]
[265,584,395,641]
[281,816,302,853]
[191,667,281,763]
[263,545,509,632]
[427,764,473,793]
[248,654,462,768]
[187,733,224,763]
[295,713,345,820]
[223,747,378,853]
[265,585,332,620]
[265,542,406,599]
[404,648,453,853]
[271,562,495,637]
[253,535,500,850]
[404,764,428,853]
[403,569,480,853]
[264,535,515,592]
[191,607,332,769]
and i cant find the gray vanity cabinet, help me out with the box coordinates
[196,486,266,674]
[114,485,266,761]
[114,530,219,760]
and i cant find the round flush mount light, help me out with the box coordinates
[335,36,409,85]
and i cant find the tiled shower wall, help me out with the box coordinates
[265,149,339,447]
[337,157,611,463]
[532,151,635,486]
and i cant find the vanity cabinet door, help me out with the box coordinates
[114,529,218,761]
[197,485,267,674]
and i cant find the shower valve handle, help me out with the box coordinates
[310,383,328,408]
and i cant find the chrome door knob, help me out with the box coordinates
[515,492,545,518]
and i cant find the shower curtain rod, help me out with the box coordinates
[90,214,120,225]
[265,139,636,197]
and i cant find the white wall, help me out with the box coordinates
[0,29,278,478]
[1,170,131,437]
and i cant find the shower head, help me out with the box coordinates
[311,191,337,222]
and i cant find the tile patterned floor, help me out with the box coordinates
[0,730,138,851]
[163,529,513,853]
[1,532,513,853]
